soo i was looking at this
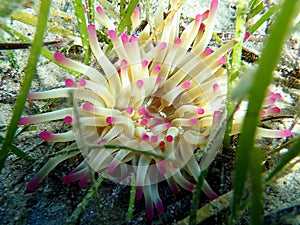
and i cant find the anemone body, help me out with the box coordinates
[20,0,292,219]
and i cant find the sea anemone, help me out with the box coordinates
[19,0,292,219]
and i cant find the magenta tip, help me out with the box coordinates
[156,201,164,214]
[126,106,134,114]
[282,129,292,137]
[53,52,65,62]
[82,102,94,111]
[195,14,202,22]
[96,5,104,13]
[121,33,129,44]
[78,175,89,188]
[65,78,77,87]
[136,79,144,88]
[142,134,150,141]
[156,76,162,83]
[39,130,53,141]
[88,23,95,29]
[141,59,149,67]
[244,31,251,41]
[182,81,191,89]
[78,78,87,86]
[64,116,73,124]
[106,116,114,124]
[19,116,31,125]
[197,108,205,115]
[134,6,140,13]
[174,38,182,45]
[108,30,117,37]
[26,181,38,192]
[166,135,174,142]
[146,208,154,220]
[159,42,167,50]
[153,65,161,73]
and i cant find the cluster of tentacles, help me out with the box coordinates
[20,0,292,219]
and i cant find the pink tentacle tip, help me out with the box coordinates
[156,201,164,214]
[65,78,77,87]
[199,23,205,31]
[97,138,107,145]
[26,180,39,191]
[204,47,213,55]
[159,141,165,147]
[273,93,282,100]
[182,81,191,89]
[39,130,54,142]
[213,83,220,91]
[130,35,138,43]
[214,110,222,117]
[218,57,226,65]
[275,95,282,101]
[171,184,180,194]
[209,192,219,200]
[142,59,149,67]
[136,79,144,88]
[244,32,250,41]
[78,78,87,86]
[64,116,73,124]
[146,208,155,220]
[96,6,104,14]
[166,135,174,142]
[142,134,150,141]
[195,14,202,22]
[190,118,199,125]
[165,122,172,129]
[159,42,167,50]
[265,97,276,106]
[121,59,128,68]
[106,116,114,124]
[87,24,96,34]
[108,30,117,39]
[126,106,134,114]
[171,163,178,169]
[82,102,94,112]
[136,187,143,200]
[153,65,161,73]
[210,0,218,11]
[157,164,166,175]
[174,38,182,45]
[150,135,158,142]
[269,106,281,114]
[62,175,71,184]
[281,129,292,137]
[134,6,140,14]
[156,76,162,83]
[78,175,89,188]
[138,107,147,115]
[157,160,167,174]
[19,116,31,125]
[189,183,196,191]
[197,108,205,115]
[53,52,66,63]
[141,118,148,125]
[27,91,35,100]
[54,38,66,48]
[107,162,117,174]
[121,33,129,44]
